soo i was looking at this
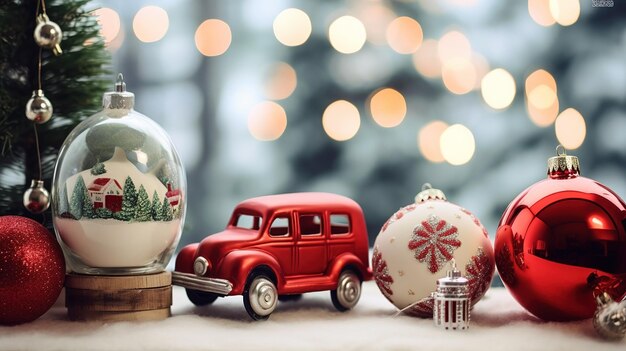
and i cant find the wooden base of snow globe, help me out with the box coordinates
[65,271,172,321]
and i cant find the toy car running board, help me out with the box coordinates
[171,271,233,296]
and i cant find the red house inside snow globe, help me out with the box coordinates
[87,178,123,213]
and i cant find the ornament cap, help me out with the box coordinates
[437,260,469,287]
[103,73,134,110]
[547,145,580,179]
[36,13,50,25]
[415,183,447,203]
[52,44,62,56]
[596,291,614,307]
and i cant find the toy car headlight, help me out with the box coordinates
[194,256,210,276]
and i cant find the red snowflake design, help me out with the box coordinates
[372,247,394,302]
[405,297,434,318]
[495,245,516,287]
[464,248,494,304]
[381,204,417,232]
[408,214,461,273]
[461,208,489,238]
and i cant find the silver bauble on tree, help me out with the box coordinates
[23,180,50,214]
[25,90,53,124]
[34,14,62,55]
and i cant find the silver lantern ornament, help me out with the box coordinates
[593,292,626,340]
[25,90,53,124]
[23,180,50,214]
[433,260,470,330]
[34,14,63,55]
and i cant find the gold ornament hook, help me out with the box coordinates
[556,144,566,156]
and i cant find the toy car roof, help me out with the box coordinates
[235,192,361,215]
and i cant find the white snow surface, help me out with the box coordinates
[1,283,624,351]
[56,218,180,267]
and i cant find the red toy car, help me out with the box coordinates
[173,192,372,320]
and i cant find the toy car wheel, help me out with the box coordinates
[186,289,218,306]
[243,274,278,320]
[331,270,362,311]
[278,294,302,302]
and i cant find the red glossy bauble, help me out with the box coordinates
[0,216,65,325]
[495,150,626,321]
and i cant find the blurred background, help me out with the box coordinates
[91,0,626,248]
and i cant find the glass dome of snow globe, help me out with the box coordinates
[52,74,186,275]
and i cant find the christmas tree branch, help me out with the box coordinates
[0,0,110,225]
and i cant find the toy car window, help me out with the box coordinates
[299,214,322,236]
[269,217,290,237]
[330,214,350,235]
[235,214,263,230]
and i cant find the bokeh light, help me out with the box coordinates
[527,98,559,127]
[438,31,472,62]
[386,16,423,54]
[555,108,586,149]
[525,69,557,95]
[359,4,396,45]
[94,8,121,45]
[549,0,580,26]
[195,19,232,57]
[248,101,288,141]
[412,39,441,78]
[481,68,516,110]
[528,0,556,26]
[418,120,449,163]
[525,69,559,126]
[322,100,361,141]
[442,58,476,95]
[273,8,312,47]
[369,88,407,128]
[264,62,297,101]
[527,85,557,109]
[440,124,475,166]
[328,16,367,54]
[472,53,490,90]
[107,28,125,52]
[133,6,169,43]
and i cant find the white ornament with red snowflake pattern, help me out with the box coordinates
[372,184,495,317]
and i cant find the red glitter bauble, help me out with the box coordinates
[0,216,65,325]
[495,149,626,321]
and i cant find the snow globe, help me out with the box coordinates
[52,74,186,275]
